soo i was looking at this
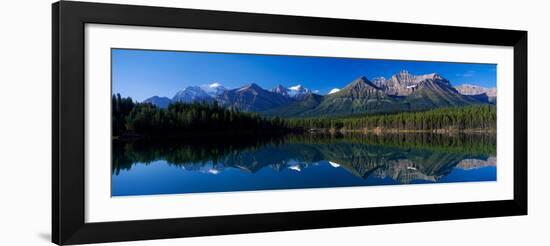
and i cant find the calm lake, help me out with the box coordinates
[112,133,496,196]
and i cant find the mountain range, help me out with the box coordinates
[141,70,496,117]
[455,84,497,103]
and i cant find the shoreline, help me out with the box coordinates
[319,128,496,134]
[113,128,495,140]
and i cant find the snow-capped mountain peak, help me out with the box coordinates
[328,88,341,94]
[201,82,227,96]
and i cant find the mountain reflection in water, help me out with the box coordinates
[112,133,496,196]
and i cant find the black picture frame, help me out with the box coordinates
[52,1,527,245]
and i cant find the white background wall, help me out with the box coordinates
[0,0,547,245]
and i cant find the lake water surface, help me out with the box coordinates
[112,133,496,196]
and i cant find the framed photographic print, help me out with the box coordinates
[52,1,527,245]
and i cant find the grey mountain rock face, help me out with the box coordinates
[455,84,496,97]
[372,70,448,96]
[455,84,497,103]
[172,86,214,103]
[271,84,290,97]
[405,77,482,110]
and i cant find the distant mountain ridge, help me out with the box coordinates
[143,96,172,108]
[455,84,497,103]
[216,83,292,112]
[139,70,495,117]
[455,84,496,97]
[172,86,213,103]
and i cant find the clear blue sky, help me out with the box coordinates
[112,48,497,102]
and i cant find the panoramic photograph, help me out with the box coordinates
[111,48,497,197]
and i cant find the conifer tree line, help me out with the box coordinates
[112,94,135,136]
[287,105,496,131]
[112,94,496,137]
[112,94,290,136]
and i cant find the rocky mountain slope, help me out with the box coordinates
[405,77,482,110]
[372,70,444,96]
[304,76,403,116]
